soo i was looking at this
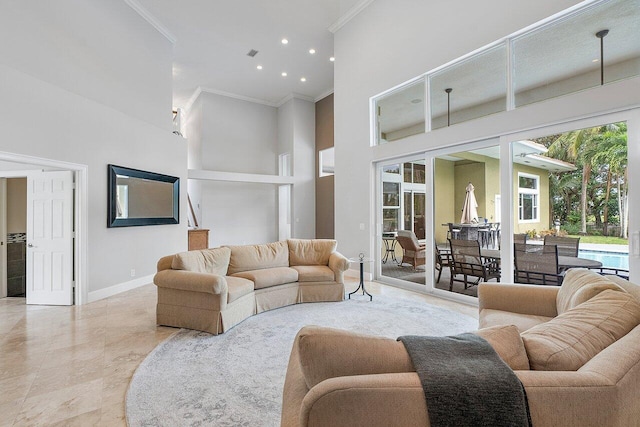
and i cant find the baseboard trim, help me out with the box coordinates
[88,274,154,303]
[345,268,373,281]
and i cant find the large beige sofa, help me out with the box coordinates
[154,239,349,335]
[281,269,640,427]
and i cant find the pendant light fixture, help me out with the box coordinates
[445,88,453,127]
[596,29,609,86]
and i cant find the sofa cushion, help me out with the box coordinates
[522,290,640,371]
[605,275,640,304]
[231,267,298,290]
[225,276,254,303]
[556,269,623,314]
[171,247,231,276]
[479,309,553,333]
[226,241,289,275]
[474,325,530,370]
[288,239,336,266]
[291,265,334,282]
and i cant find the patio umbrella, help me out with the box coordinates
[460,182,479,224]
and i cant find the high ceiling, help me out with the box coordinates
[132,0,368,109]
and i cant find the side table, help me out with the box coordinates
[382,234,399,264]
[348,255,373,301]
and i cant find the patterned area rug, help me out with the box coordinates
[126,295,478,427]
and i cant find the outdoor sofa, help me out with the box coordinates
[281,269,640,426]
[154,238,349,335]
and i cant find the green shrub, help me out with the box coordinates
[562,224,581,235]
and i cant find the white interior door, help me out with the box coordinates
[26,171,74,305]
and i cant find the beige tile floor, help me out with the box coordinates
[0,278,477,426]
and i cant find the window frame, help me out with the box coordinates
[518,172,539,223]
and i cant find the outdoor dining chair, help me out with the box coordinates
[514,243,564,286]
[435,245,452,283]
[514,233,528,244]
[448,239,500,291]
[396,230,426,270]
[543,235,580,257]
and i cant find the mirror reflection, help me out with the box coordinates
[115,175,175,219]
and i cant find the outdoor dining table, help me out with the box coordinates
[480,249,603,270]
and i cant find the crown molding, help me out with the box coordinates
[275,93,315,107]
[124,0,177,44]
[314,89,334,103]
[185,87,322,111]
[183,87,203,113]
[328,0,376,33]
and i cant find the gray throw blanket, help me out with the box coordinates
[398,333,531,427]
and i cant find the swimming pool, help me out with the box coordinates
[578,249,629,270]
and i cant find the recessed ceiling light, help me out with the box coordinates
[300,77,306,82]
[281,72,287,77]
[281,38,288,45]
[309,49,316,54]
[329,56,335,62]
[592,58,600,63]
[256,65,263,70]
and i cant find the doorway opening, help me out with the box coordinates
[0,152,87,305]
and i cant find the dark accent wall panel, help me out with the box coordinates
[315,93,334,239]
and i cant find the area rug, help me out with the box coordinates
[126,295,478,427]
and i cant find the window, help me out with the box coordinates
[403,162,425,183]
[319,148,334,177]
[518,173,539,222]
[382,182,400,232]
[375,79,425,145]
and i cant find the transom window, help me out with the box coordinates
[518,173,539,222]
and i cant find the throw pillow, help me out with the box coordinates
[522,290,640,371]
[171,247,231,275]
[288,239,337,266]
[474,325,530,370]
[556,269,622,314]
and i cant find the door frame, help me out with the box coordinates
[0,152,88,305]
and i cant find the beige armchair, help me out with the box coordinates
[396,230,425,270]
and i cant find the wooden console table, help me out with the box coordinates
[188,228,209,250]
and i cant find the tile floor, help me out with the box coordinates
[0,278,477,426]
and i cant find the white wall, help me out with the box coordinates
[201,93,278,174]
[278,97,316,239]
[186,97,204,226]
[187,93,316,245]
[189,92,280,245]
[333,0,640,266]
[0,1,187,299]
[0,0,173,131]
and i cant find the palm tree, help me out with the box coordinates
[547,124,619,234]
[591,123,628,237]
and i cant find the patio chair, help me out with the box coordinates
[490,222,501,248]
[447,223,461,240]
[448,239,500,291]
[477,222,491,248]
[543,235,580,257]
[514,243,564,286]
[435,245,452,283]
[514,233,528,244]
[396,230,426,270]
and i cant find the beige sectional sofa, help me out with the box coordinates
[281,269,640,427]
[154,239,349,335]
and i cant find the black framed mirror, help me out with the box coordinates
[107,164,179,228]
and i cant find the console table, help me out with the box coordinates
[188,228,209,250]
